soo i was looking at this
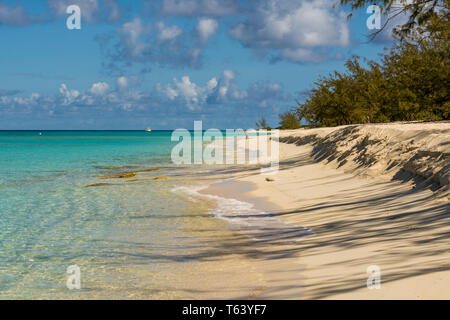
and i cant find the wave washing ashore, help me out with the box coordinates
[175,185,312,240]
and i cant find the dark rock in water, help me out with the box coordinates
[135,168,161,173]
[154,176,169,180]
[97,172,137,179]
[95,165,180,172]
[95,165,140,170]
[86,183,113,187]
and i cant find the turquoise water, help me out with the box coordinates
[0,131,223,299]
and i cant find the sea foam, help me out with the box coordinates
[173,185,313,241]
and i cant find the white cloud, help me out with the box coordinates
[229,0,350,63]
[90,82,110,95]
[30,93,41,100]
[117,76,128,90]
[168,76,201,109]
[101,18,204,69]
[223,69,235,81]
[0,3,34,26]
[156,69,273,110]
[59,84,80,105]
[163,85,179,100]
[161,0,238,17]
[176,77,199,101]
[196,18,219,43]
[118,18,150,57]
[211,69,247,101]
[280,48,326,63]
[156,22,183,41]
[206,77,218,90]
[0,72,291,129]
[157,74,221,110]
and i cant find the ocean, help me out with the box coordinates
[0,130,232,299]
[0,130,310,299]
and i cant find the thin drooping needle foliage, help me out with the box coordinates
[342,0,447,40]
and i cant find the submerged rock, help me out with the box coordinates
[95,165,139,170]
[135,168,161,173]
[154,176,169,180]
[86,183,113,187]
[97,172,137,179]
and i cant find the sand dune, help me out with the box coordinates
[279,121,449,198]
[202,121,450,299]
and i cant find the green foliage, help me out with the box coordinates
[278,111,301,129]
[255,117,271,130]
[340,0,445,40]
[294,3,450,126]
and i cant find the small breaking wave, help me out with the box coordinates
[173,185,313,241]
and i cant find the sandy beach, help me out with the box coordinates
[200,122,450,299]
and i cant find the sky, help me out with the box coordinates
[0,0,394,130]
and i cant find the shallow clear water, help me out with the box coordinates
[0,131,225,299]
[0,130,310,299]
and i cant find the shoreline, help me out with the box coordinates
[199,122,450,299]
[169,181,306,299]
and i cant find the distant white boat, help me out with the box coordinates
[145,128,152,132]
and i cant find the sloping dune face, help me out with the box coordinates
[279,122,450,199]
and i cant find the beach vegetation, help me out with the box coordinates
[278,111,302,129]
[256,117,272,130]
[289,0,449,127]
[341,0,445,40]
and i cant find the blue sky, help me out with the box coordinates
[0,0,392,130]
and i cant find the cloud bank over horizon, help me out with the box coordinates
[0,69,290,129]
[0,0,388,129]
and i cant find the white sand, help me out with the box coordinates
[202,121,450,299]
